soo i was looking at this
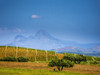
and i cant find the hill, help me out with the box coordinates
[0,46,100,62]
[0,46,57,62]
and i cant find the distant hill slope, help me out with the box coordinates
[55,46,100,53]
[55,46,100,57]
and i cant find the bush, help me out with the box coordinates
[0,57,29,62]
[63,54,87,64]
[0,59,3,61]
[89,61,100,64]
[80,61,87,65]
[1,57,17,62]
[17,57,29,62]
[48,58,74,71]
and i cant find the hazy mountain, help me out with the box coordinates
[55,46,100,53]
[14,35,27,42]
[9,30,66,49]
[8,30,100,52]
[89,46,100,52]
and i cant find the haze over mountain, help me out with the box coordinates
[7,30,100,53]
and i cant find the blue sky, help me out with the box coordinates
[0,0,100,44]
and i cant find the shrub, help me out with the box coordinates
[89,61,100,64]
[80,61,87,65]
[0,59,3,61]
[63,54,87,64]
[48,58,74,71]
[17,57,29,62]
[63,55,75,62]
[1,57,17,62]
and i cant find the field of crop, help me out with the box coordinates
[0,46,64,61]
[0,61,100,75]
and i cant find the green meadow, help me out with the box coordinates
[0,67,93,75]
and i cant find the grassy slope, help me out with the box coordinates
[0,46,64,61]
[0,46,100,62]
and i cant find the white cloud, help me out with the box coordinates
[31,15,40,18]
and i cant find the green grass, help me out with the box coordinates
[0,67,93,75]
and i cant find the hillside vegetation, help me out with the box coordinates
[0,46,100,63]
[0,46,57,62]
[63,53,100,61]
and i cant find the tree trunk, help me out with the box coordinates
[61,66,63,71]
[57,67,60,71]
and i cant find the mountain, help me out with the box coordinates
[55,46,100,53]
[14,35,27,42]
[89,46,100,52]
[8,30,100,52]
[34,29,56,40]
[9,30,66,49]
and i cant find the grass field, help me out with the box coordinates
[0,67,92,75]
[0,61,100,75]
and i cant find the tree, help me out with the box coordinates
[63,54,87,64]
[63,55,75,62]
[48,58,74,71]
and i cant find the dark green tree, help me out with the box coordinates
[63,54,87,64]
[48,58,74,71]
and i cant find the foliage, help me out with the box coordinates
[75,54,87,64]
[89,61,100,64]
[17,57,29,62]
[48,58,74,71]
[0,57,17,62]
[63,54,87,64]
[0,56,29,62]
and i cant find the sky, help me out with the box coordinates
[0,0,100,44]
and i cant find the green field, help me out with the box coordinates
[0,67,93,75]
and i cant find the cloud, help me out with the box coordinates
[31,15,40,18]
[0,27,22,33]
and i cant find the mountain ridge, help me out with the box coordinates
[8,30,100,53]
